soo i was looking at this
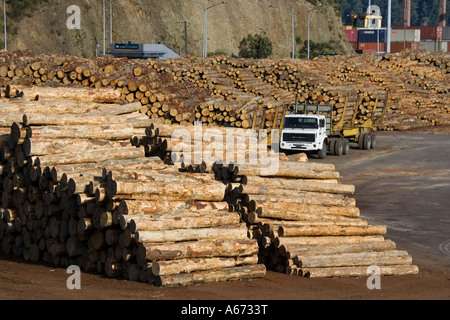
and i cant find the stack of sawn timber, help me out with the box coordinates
[0,89,265,287]
[215,158,419,278]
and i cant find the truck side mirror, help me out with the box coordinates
[320,119,325,128]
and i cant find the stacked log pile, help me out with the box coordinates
[1,50,449,131]
[214,159,419,278]
[0,90,265,287]
[137,121,419,278]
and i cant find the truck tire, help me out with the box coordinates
[363,133,372,150]
[358,134,366,149]
[328,138,336,156]
[370,133,376,149]
[334,138,343,156]
[317,143,327,159]
[342,138,350,155]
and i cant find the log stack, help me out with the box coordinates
[1,50,449,131]
[0,88,266,287]
[138,121,419,279]
[214,159,419,278]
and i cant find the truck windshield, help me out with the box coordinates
[284,117,318,129]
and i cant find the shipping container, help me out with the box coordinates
[393,26,442,41]
[390,42,418,53]
[391,29,421,42]
[344,29,358,42]
[358,28,386,42]
[358,41,386,53]
[443,27,450,40]
[417,41,446,52]
[349,41,358,51]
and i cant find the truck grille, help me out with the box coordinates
[283,133,315,143]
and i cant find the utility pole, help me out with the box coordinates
[191,0,226,58]
[3,0,7,50]
[177,20,189,56]
[103,0,106,55]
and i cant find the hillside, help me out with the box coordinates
[3,0,353,58]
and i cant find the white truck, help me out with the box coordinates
[280,104,383,159]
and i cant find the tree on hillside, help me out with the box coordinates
[238,34,273,59]
[297,40,337,59]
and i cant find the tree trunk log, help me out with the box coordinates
[296,250,413,268]
[152,254,259,276]
[22,137,132,157]
[278,224,387,237]
[301,264,419,278]
[154,264,266,287]
[19,86,122,103]
[26,124,136,141]
[137,238,259,261]
[124,211,241,232]
[107,179,226,202]
[241,176,355,194]
[117,199,229,215]
[31,147,145,166]
[135,224,248,243]
[273,235,385,248]
[283,240,397,258]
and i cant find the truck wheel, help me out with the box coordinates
[334,138,343,156]
[363,133,372,150]
[358,134,366,149]
[342,139,350,155]
[328,138,336,155]
[370,133,376,149]
[317,144,327,159]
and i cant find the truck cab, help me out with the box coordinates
[280,113,328,158]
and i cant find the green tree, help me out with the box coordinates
[297,40,337,59]
[238,34,273,59]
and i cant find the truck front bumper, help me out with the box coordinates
[280,141,319,151]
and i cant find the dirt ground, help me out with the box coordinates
[0,129,449,302]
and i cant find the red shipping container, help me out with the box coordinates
[392,26,443,41]
[358,42,386,52]
[390,42,418,53]
[344,29,358,42]
[350,41,358,51]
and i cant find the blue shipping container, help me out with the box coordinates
[358,29,386,42]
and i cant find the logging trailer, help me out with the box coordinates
[279,95,388,159]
